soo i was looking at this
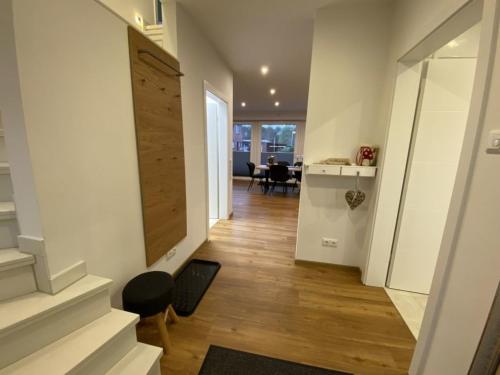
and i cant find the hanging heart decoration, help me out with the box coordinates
[345,190,366,210]
[345,171,365,210]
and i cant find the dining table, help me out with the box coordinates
[256,164,302,192]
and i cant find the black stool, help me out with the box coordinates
[122,271,179,354]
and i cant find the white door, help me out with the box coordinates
[216,99,229,219]
[205,90,229,222]
[388,58,477,294]
[206,96,219,220]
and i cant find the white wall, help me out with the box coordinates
[295,0,393,267]
[390,0,472,58]
[0,0,43,239]
[175,2,233,234]
[99,0,155,27]
[11,0,232,305]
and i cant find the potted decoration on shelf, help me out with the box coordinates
[356,145,378,166]
[267,155,276,165]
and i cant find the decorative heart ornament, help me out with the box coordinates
[345,190,366,210]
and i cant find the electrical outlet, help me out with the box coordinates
[322,238,338,247]
[166,247,176,260]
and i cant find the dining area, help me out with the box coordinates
[246,161,302,194]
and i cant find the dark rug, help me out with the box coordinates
[198,346,352,375]
[172,259,221,316]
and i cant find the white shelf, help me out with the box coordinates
[341,165,377,177]
[306,164,377,177]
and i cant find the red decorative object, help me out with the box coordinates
[356,145,377,166]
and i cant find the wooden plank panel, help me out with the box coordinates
[128,27,186,267]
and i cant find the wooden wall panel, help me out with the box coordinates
[128,27,186,267]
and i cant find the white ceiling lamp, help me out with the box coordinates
[274,101,280,107]
[260,65,269,76]
[241,102,247,107]
[270,88,276,95]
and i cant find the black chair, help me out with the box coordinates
[293,162,302,192]
[277,161,290,166]
[269,164,291,194]
[122,271,179,354]
[246,162,264,191]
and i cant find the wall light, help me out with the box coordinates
[261,66,269,76]
[134,14,144,28]
[270,88,276,95]
[241,102,247,107]
[274,101,280,107]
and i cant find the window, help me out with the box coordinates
[155,0,163,24]
[233,124,252,152]
[260,124,296,165]
[233,124,252,176]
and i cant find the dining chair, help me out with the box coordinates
[246,162,264,191]
[269,164,291,194]
[277,161,290,166]
[292,162,302,192]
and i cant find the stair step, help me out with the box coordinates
[0,163,9,175]
[0,219,19,249]
[106,343,162,375]
[0,202,15,220]
[1,309,139,374]
[0,275,113,368]
[0,249,36,302]
[0,274,111,333]
[0,248,34,272]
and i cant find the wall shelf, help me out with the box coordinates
[305,164,377,177]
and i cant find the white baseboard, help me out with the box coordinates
[50,260,86,293]
[17,235,86,293]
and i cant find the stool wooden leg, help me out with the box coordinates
[167,304,180,324]
[155,312,172,354]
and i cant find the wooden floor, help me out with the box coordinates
[137,181,415,375]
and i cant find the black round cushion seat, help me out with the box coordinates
[122,271,175,318]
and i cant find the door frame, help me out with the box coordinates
[360,0,500,371]
[411,0,500,372]
[202,80,231,236]
[363,0,485,288]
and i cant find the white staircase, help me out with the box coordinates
[144,24,163,48]
[0,129,162,374]
[0,126,31,302]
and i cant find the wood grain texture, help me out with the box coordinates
[128,27,186,266]
[137,181,415,374]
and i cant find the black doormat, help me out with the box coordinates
[198,346,352,375]
[172,259,221,316]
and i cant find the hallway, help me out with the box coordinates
[138,181,415,375]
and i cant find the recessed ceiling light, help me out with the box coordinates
[241,102,246,107]
[270,88,276,95]
[274,101,280,107]
[261,66,269,75]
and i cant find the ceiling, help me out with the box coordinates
[176,0,334,117]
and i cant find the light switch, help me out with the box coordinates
[486,130,500,154]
